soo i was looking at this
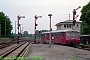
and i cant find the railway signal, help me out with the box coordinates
[17,15,25,44]
[34,15,42,43]
[73,6,81,25]
[35,23,38,26]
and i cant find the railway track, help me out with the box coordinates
[0,38,31,49]
[76,45,90,51]
[0,43,10,49]
[0,41,31,60]
[0,41,16,49]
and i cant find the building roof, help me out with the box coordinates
[80,35,90,37]
[55,20,82,26]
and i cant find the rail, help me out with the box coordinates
[0,42,30,60]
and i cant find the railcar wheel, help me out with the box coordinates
[66,41,69,46]
[72,42,76,47]
[41,42,46,44]
[51,40,54,45]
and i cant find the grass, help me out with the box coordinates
[76,45,82,48]
[0,38,13,42]
[79,43,84,46]
[80,43,90,46]
[83,44,90,47]
[76,43,90,49]
[71,56,78,60]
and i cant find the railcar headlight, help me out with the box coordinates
[66,38,68,40]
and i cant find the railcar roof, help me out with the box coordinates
[41,30,79,34]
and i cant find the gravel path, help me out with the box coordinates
[28,44,90,60]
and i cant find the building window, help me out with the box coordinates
[67,24,68,28]
[77,24,78,28]
[69,24,71,28]
[66,24,72,28]
[64,24,72,28]
[68,24,71,28]
[64,24,66,28]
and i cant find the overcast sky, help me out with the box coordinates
[0,0,90,34]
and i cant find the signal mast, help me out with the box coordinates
[72,6,81,30]
[73,6,81,25]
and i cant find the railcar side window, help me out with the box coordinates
[45,33,48,37]
[56,33,59,37]
[51,33,55,37]
[41,34,45,37]
[55,33,58,37]
[45,34,47,37]
[59,32,63,37]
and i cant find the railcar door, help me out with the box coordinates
[45,33,49,43]
[61,32,66,44]
[58,32,63,44]
[75,32,80,44]
[41,34,46,43]
[55,32,60,44]
[53,33,59,43]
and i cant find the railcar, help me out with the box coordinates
[41,30,80,46]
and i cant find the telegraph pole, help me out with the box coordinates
[48,14,52,47]
[15,21,17,38]
[0,24,1,37]
[5,19,6,41]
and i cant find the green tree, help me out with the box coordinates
[80,1,90,34]
[29,34,33,37]
[23,31,29,37]
[35,30,49,38]
[0,12,12,37]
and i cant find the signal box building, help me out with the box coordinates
[55,20,82,32]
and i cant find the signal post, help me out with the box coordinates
[17,15,25,44]
[34,15,42,43]
[72,6,81,29]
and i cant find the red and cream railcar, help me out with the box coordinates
[41,30,80,45]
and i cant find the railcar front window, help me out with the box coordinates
[66,32,75,37]
[71,32,75,37]
[76,32,79,37]
[66,32,71,36]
